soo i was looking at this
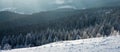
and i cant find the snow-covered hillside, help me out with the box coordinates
[1,35,120,52]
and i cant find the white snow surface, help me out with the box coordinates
[1,35,120,52]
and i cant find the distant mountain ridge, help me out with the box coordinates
[0,11,28,22]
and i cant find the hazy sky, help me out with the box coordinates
[0,0,120,13]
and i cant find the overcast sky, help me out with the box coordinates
[0,0,120,13]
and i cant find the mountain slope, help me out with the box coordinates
[0,11,28,22]
[0,6,120,49]
[1,35,120,52]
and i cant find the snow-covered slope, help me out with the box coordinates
[1,35,120,52]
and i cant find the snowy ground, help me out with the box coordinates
[1,35,120,52]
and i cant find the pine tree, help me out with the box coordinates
[0,45,1,50]
[75,35,81,40]
[24,33,33,47]
[3,43,11,50]
[96,33,102,37]
[54,36,58,42]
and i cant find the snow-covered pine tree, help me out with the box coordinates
[3,43,11,50]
